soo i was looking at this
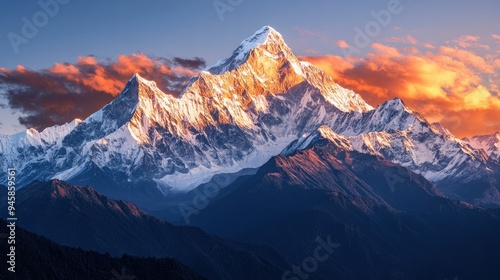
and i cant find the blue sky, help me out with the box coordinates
[1,0,500,135]
[1,0,498,69]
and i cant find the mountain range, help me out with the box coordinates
[1,26,500,279]
[1,26,499,208]
[3,132,500,279]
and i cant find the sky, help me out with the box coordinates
[0,0,499,137]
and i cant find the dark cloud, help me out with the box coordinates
[0,53,206,131]
[173,57,206,69]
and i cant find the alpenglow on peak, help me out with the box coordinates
[207,26,291,74]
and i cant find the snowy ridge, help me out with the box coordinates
[299,62,373,113]
[282,125,353,155]
[430,122,455,139]
[285,114,492,186]
[465,132,500,161]
[329,98,427,136]
[0,119,81,167]
[283,122,500,205]
[0,119,81,150]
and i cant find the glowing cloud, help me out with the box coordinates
[336,40,350,49]
[300,35,500,138]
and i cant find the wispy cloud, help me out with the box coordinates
[453,35,490,50]
[294,26,320,37]
[304,49,319,54]
[336,40,350,49]
[294,26,329,42]
[385,35,418,45]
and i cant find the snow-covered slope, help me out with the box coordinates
[465,132,500,162]
[330,99,490,181]
[0,119,81,157]
[0,119,82,181]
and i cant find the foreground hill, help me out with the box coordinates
[0,180,287,280]
[0,219,206,280]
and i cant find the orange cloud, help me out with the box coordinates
[386,35,418,45]
[422,43,435,49]
[300,36,500,138]
[336,40,349,49]
[0,54,205,130]
[438,46,494,73]
[453,35,490,50]
[45,53,203,96]
[455,35,479,46]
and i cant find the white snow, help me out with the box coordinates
[465,132,500,160]
[161,134,297,191]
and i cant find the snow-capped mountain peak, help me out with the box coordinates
[207,26,295,75]
[383,98,411,111]
[63,72,171,145]
[236,25,284,51]
[124,72,162,100]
